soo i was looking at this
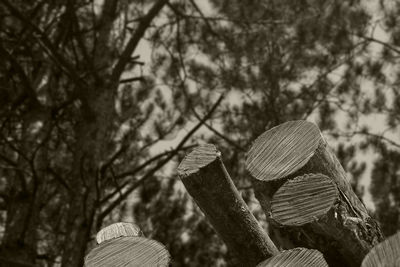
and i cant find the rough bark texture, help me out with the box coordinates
[178,144,279,267]
[256,248,328,267]
[362,231,400,267]
[246,120,384,267]
[60,1,169,266]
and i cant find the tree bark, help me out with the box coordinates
[60,1,169,265]
[246,120,384,266]
[61,91,112,267]
[178,144,279,267]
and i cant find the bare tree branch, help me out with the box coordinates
[356,34,400,55]
[96,94,224,229]
[119,77,145,84]
[111,0,169,83]
[0,0,88,89]
[333,130,400,149]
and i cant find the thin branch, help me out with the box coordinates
[111,0,169,83]
[114,149,177,180]
[0,44,43,120]
[172,19,243,151]
[99,143,196,206]
[119,77,145,84]
[0,0,87,89]
[48,167,72,192]
[192,109,245,151]
[99,145,126,176]
[188,0,219,37]
[334,130,400,149]
[99,180,130,206]
[356,34,400,55]
[96,94,224,229]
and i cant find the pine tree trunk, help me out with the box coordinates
[61,89,114,267]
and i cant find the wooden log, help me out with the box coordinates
[256,247,328,267]
[269,173,374,265]
[362,231,400,267]
[85,222,169,266]
[178,144,279,266]
[96,222,143,244]
[246,120,384,266]
[270,174,339,226]
[84,236,170,267]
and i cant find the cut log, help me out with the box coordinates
[84,236,170,267]
[246,120,384,266]
[362,231,400,267]
[270,174,338,226]
[256,247,328,267]
[269,173,376,265]
[178,144,279,266]
[96,222,143,244]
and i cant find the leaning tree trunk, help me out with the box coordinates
[246,120,384,266]
[177,144,279,266]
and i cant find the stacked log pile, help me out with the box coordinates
[84,120,400,267]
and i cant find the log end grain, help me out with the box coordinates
[96,222,143,244]
[270,174,339,226]
[85,237,170,267]
[246,121,322,182]
[362,231,400,267]
[177,143,220,176]
[256,247,328,267]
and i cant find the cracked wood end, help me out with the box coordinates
[85,237,170,267]
[96,222,143,244]
[270,174,339,226]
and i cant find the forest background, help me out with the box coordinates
[1,0,400,266]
